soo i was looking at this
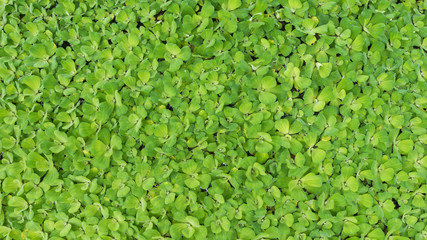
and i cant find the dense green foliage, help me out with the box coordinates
[0,0,427,239]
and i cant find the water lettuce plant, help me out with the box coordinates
[0,0,426,239]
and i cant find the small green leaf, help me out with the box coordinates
[256,141,273,153]
[289,0,302,9]
[56,112,72,122]
[318,63,332,78]
[284,213,294,227]
[351,34,364,51]
[155,124,168,138]
[59,223,72,237]
[29,44,48,59]
[397,139,414,155]
[8,196,28,211]
[28,152,50,172]
[166,43,181,55]
[79,122,97,138]
[301,173,322,188]
[91,140,106,157]
[343,221,360,236]
[259,92,277,105]
[346,176,359,192]
[22,75,41,91]
[261,76,277,89]
[143,178,156,190]
[358,194,374,208]
[2,177,21,193]
[317,86,334,102]
[275,119,289,134]
[311,148,326,164]
[228,0,242,10]
[380,168,394,182]
[390,115,404,128]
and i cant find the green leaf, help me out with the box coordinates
[128,33,139,47]
[143,177,156,190]
[295,77,312,89]
[397,139,414,155]
[311,148,326,164]
[43,167,60,186]
[0,68,13,80]
[301,173,322,188]
[313,100,325,112]
[201,2,215,18]
[170,223,187,239]
[368,23,385,39]
[275,119,289,134]
[29,44,48,59]
[289,0,302,9]
[380,168,394,182]
[317,86,334,102]
[284,213,294,227]
[166,43,181,55]
[186,216,200,227]
[343,221,360,236]
[238,228,256,239]
[220,216,230,231]
[289,120,303,134]
[28,152,50,172]
[91,140,106,157]
[22,75,41,91]
[239,101,253,114]
[261,76,277,89]
[56,112,72,122]
[0,108,11,118]
[169,58,183,72]
[2,177,21,193]
[8,196,28,211]
[155,124,168,138]
[368,228,385,239]
[79,122,97,138]
[138,70,150,83]
[358,194,374,208]
[390,115,404,128]
[351,34,364,51]
[117,186,130,197]
[386,218,402,237]
[111,135,122,150]
[182,226,195,238]
[259,92,277,105]
[54,130,68,143]
[228,0,242,11]
[256,141,273,153]
[412,194,425,208]
[185,178,200,188]
[59,223,72,237]
[318,63,332,78]
[346,176,359,192]
[0,226,11,238]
